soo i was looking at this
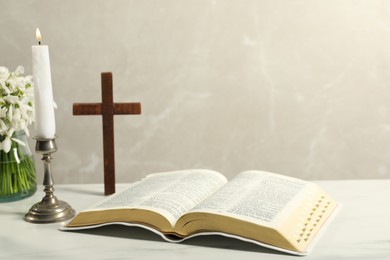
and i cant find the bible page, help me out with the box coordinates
[188,170,315,227]
[85,170,227,227]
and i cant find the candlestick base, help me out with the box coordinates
[24,137,75,223]
[24,194,75,223]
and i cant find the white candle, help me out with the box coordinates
[32,28,56,138]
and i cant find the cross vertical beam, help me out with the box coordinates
[101,73,115,196]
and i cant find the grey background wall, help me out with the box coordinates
[1,0,390,184]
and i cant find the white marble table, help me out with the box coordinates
[1,180,389,260]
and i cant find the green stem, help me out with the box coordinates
[0,133,36,197]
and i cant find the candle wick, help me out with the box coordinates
[38,41,41,45]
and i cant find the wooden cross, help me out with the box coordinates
[73,72,141,195]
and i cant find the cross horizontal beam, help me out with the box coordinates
[73,103,141,115]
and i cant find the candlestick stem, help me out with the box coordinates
[24,137,75,223]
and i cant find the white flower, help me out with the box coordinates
[1,137,11,153]
[0,66,34,153]
[0,119,7,133]
[14,65,24,75]
[0,66,9,77]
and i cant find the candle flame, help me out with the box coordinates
[36,28,42,43]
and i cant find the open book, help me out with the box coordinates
[61,170,340,255]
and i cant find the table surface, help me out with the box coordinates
[1,180,390,260]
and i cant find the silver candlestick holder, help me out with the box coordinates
[24,137,75,223]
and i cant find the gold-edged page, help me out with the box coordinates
[186,170,316,229]
[279,184,339,252]
[83,169,228,227]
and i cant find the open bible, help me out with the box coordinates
[61,170,340,255]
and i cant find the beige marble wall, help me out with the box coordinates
[1,0,390,184]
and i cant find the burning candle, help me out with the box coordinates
[32,28,56,138]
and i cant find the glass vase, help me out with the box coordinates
[0,131,37,202]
